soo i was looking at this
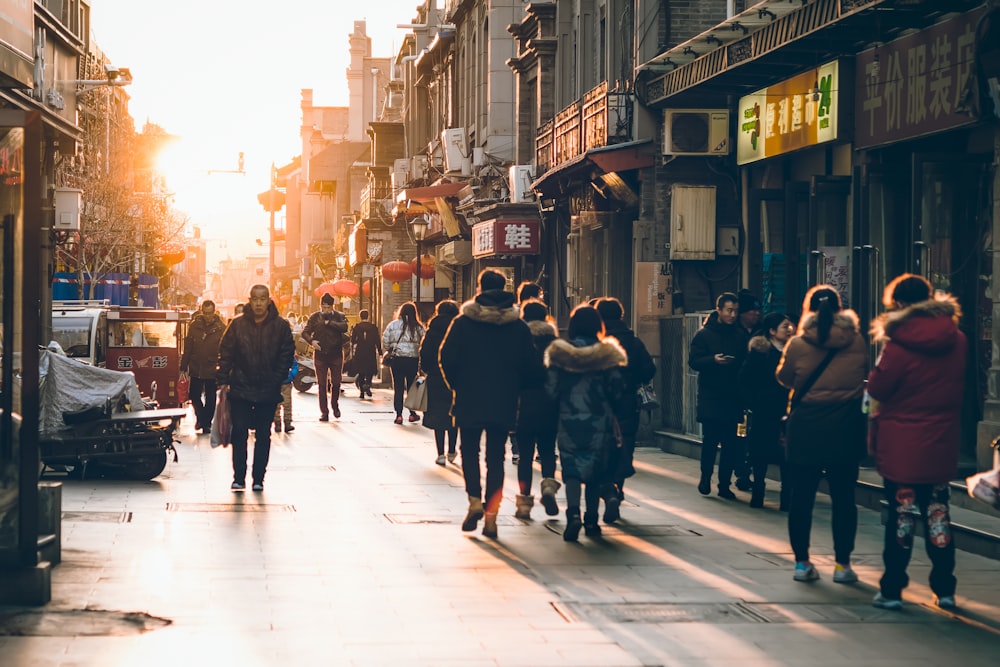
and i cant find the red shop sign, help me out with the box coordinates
[472,219,540,258]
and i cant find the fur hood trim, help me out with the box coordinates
[748,334,773,354]
[798,309,860,349]
[460,297,521,325]
[544,337,627,372]
[870,295,962,342]
[527,319,558,338]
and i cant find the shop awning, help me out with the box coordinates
[394,181,467,214]
[530,139,654,197]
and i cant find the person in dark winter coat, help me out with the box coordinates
[867,274,966,611]
[419,300,459,466]
[595,297,656,517]
[180,300,226,434]
[734,289,763,490]
[439,269,544,539]
[545,305,628,542]
[350,309,381,398]
[688,292,747,499]
[737,311,794,509]
[216,285,295,492]
[301,294,349,420]
[514,299,560,520]
[776,284,867,585]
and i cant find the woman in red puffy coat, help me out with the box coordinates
[867,273,966,611]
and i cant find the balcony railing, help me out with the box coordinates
[360,177,394,221]
[536,81,632,173]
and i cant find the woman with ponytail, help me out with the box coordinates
[776,285,867,585]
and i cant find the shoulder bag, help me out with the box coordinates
[382,328,402,366]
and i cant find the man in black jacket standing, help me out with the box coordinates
[440,269,544,539]
[301,293,349,420]
[217,285,295,492]
[688,292,746,500]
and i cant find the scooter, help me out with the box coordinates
[292,352,317,393]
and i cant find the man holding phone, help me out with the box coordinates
[688,292,747,499]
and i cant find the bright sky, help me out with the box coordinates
[89,1,423,268]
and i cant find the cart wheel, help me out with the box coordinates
[292,375,314,393]
[124,450,168,480]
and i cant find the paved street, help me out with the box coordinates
[2,385,1000,666]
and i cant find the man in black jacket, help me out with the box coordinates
[440,269,544,538]
[688,292,746,500]
[217,285,295,492]
[301,293,349,420]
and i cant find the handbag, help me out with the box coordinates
[403,376,428,412]
[382,329,402,366]
[780,348,839,446]
[176,374,190,404]
[636,383,659,410]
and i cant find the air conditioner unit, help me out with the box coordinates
[437,240,473,266]
[410,155,428,180]
[508,165,535,203]
[663,109,730,156]
[441,128,468,173]
[391,158,409,192]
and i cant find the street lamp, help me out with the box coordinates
[410,214,429,311]
[336,253,347,276]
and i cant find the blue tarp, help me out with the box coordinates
[51,272,158,307]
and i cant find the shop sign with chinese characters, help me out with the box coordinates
[737,60,841,165]
[854,8,983,149]
[472,219,540,258]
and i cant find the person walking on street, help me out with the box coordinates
[440,269,543,539]
[737,312,794,509]
[180,300,226,435]
[688,292,747,499]
[868,274,966,611]
[777,285,867,584]
[273,357,297,433]
[383,302,425,424]
[217,285,295,492]
[350,309,382,399]
[545,305,628,541]
[301,293,349,421]
[508,280,544,465]
[595,297,655,520]
[514,299,560,520]
[733,289,763,491]
[419,299,459,465]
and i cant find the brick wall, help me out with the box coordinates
[668,0,729,46]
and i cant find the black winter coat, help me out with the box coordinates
[217,302,295,404]
[301,309,348,362]
[419,313,457,431]
[604,319,656,436]
[688,312,746,422]
[439,290,544,430]
[180,312,226,379]
[737,335,788,464]
[516,319,559,435]
[350,321,382,377]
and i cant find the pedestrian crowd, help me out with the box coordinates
[193,268,966,613]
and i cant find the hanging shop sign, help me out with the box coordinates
[472,219,540,258]
[737,60,842,165]
[854,7,984,149]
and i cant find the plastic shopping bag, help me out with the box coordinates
[176,374,190,404]
[210,386,232,448]
[966,442,1000,509]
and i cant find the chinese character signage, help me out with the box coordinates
[819,246,851,308]
[472,219,540,258]
[854,8,983,149]
[737,61,841,165]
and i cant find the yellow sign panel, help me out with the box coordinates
[737,61,840,165]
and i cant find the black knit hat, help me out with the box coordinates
[737,289,761,313]
[321,293,334,305]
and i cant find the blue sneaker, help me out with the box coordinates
[793,561,819,582]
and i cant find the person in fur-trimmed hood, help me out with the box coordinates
[544,305,628,542]
[439,269,544,539]
[867,274,966,611]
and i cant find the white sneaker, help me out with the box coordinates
[872,593,903,610]
[833,564,858,584]
[793,562,819,582]
[435,455,447,466]
[935,595,956,610]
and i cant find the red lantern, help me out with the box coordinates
[314,281,337,297]
[381,261,413,283]
[332,279,359,297]
[409,254,436,279]
[362,279,371,297]
[278,294,292,306]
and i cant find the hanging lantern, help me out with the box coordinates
[409,254,436,279]
[314,281,337,297]
[362,279,371,297]
[382,260,412,292]
[332,278,359,297]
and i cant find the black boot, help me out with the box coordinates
[698,473,711,495]
[749,482,765,508]
[583,511,602,537]
[564,507,582,542]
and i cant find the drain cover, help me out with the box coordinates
[0,609,171,636]
[165,503,295,512]
[62,511,132,523]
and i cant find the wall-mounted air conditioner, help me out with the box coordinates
[663,109,730,156]
[509,165,535,203]
[437,240,473,266]
[441,128,468,173]
[411,155,429,180]
[391,158,409,192]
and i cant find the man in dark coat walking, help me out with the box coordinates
[217,285,295,492]
[440,269,544,538]
[688,292,747,499]
[301,293,349,420]
[180,299,226,434]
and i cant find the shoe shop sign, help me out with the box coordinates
[472,219,540,258]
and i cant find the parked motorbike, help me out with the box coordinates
[292,352,317,393]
